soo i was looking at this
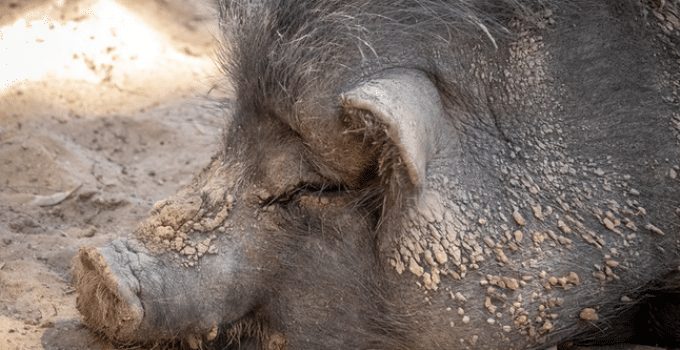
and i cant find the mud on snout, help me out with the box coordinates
[72,242,145,344]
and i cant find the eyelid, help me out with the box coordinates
[263,182,345,207]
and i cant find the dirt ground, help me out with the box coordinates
[0,1,225,348]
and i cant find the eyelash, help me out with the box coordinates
[264,183,345,206]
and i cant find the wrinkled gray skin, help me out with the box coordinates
[73,0,680,349]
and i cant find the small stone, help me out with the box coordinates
[548,276,558,285]
[579,308,598,321]
[458,307,465,316]
[671,168,678,179]
[621,295,632,302]
[462,315,470,324]
[503,325,512,332]
[487,317,496,325]
[629,188,640,196]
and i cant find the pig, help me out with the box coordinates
[73,0,680,349]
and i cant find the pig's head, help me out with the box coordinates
[73,68,443,349]
[73,0,680,348]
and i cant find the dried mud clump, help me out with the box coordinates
[579,307,599,321]
[136,182,234,265]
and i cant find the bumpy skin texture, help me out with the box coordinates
[74,0,680,349]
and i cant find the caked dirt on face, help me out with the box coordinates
[0,0,224,348]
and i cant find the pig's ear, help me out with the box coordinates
[340,69,445,188]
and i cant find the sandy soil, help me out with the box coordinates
[0,1,225,348]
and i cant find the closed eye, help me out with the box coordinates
[263,182,347,207]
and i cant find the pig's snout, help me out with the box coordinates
[73,241,145,343]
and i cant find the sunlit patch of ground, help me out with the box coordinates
[0,1,225,349]
[0,0,219,116]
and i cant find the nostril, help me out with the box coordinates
[73,246,144,343]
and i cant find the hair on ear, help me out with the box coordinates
[340,69,447,189]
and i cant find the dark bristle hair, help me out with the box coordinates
[216,0,557,119]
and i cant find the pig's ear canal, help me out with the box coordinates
[340,69,445,189]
